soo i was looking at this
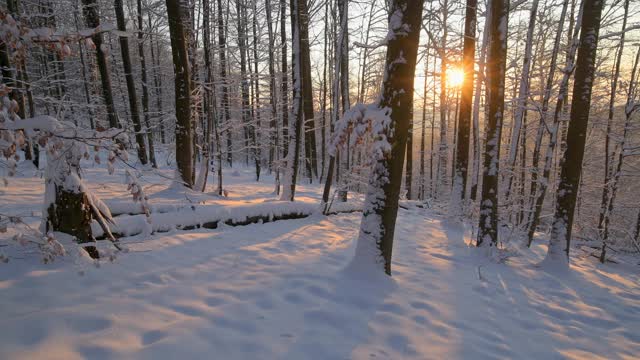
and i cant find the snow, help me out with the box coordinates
[1,160,639,359]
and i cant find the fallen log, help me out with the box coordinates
[94,200,363,239]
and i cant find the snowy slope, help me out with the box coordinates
[0,163,639,359]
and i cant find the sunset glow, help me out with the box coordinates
[447,67,465,88]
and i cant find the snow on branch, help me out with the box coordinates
[329,103,392,164]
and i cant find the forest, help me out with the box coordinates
[0,0,639,358]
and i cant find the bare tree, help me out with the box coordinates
[348,0,423,275]
[545,0,604,267]
[476,0,509,247]
[165,0,194,188]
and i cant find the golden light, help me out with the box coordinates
[446,67,465,88]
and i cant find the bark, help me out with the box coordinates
[546,0,604,266]
[280,0,304,201]
[47,187,98,258]
[476,0,508,247]
[352,0,423,275]
[115,0,148,165]
[450,0,477,215]
[437,0,449,196]
[265,0,280,193]
[419,39,430,201]
[599,44,639,262]
[405,112,413,199]
[470,0,491,201]
[217,0,232,166]
[252,0,262,181]
[166,0,195,188]
[81,0,119,128]
[148,15,166,144]
[504,0,538,202]
[136,0,157,168]
[524,0,570,245]
[73,9,95,130]
[280,0,290,157]
[301,0,318,181]
[597,0,629,240]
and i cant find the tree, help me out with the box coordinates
[216,0,232,167]
[81,0,119,128]
[299,0,318,181]
[597,0,629,242]
[114,0,148,165]
[449,0,477,216]
[476,0,508,248]
[545,0,604,267]
[136,0,157,168]
[165,0,194,188]
[280,0,304,201]
[503,0,538,202]
[348,0,423,275]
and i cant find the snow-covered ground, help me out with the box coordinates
[1,158,639,359]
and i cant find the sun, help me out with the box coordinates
[446,67,465,88]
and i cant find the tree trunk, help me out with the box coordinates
[449,0,477,216]
[545,0,604,267]
[599,44,639,262]
[115,0,148,165]
[280,0,290,157]
[280,0,304,201]
[300,0,318,181]
[476,0,509,248]
[597,0,629,241]
[216,0,232,166]
[136,0,157,168]
[166,0,194,188]
[504,0,538,202]
[81,0,119,128]
[524,0,571,245]
[351,0,423,275]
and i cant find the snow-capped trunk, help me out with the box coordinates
[476,0,508,248]
[449,0,477,218]
[44,140,96,257]
[351,0,423,275]
[599,44,639,262]
[216,0,232,167]
[80,0,119,129]
[597,0,629,241]
[470,0,491,202]
[320,0,349,210]
[529,0,577,211]
[300,0,317,181]
[525,0,577,246]
[280,0,304,202]
[136,0,157,168]
[436,0,449,198]
[114,0,148,166]
[503,0,538,202]
[545,0,604,268]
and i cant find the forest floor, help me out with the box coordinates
[0,157,639,359]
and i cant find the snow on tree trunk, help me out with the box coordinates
[544,0,604,268]
[280,0,304,202]
[114,0,148,166]
[503,0,538,203]
[350,0,423,276]
[476,0,508,248]
[449,0,477,218]
[81,0,119,129]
